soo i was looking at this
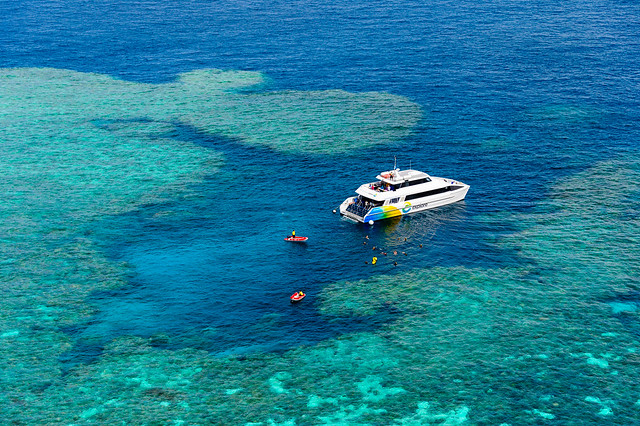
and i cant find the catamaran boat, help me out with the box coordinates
[339,168,469,223]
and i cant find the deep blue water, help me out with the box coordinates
[4,0,639,356]
[71,127,483,360]
[3,0,640,421]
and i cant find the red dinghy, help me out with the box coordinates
[284,236,308,242]
[290,291,306,303]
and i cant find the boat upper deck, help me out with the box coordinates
[376,169,429,184]
[355,169,440,198]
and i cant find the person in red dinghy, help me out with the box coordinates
[290,291,306,303]
[284,230,308,242]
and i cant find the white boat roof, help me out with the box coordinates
[376,169,429,184]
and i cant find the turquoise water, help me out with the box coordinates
[1,0,640,424]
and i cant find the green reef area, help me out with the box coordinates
[2,68,640,424]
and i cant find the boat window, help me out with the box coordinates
[405,186,452,201]
[406,177,431,186]
[389,198,400,204]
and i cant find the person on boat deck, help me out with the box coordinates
[299,291,304,296]
[291,230,295,238]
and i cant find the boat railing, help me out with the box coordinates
[368,182,396,193]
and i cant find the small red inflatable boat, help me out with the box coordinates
[284,236,308,242]
[290,291,306,303]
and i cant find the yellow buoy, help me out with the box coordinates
[372,256,378,265]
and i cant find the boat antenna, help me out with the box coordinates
[394,156,397,170]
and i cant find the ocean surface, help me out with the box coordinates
[1,0,640,424]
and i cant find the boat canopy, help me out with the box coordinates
[376,169,430,184]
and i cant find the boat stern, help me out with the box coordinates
[339,197,367,222]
